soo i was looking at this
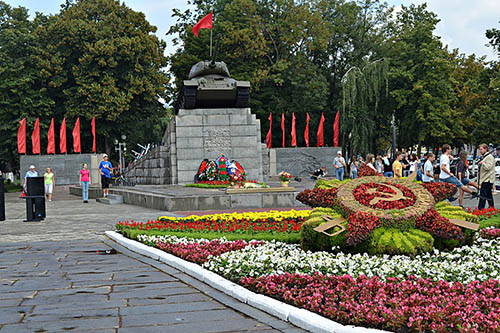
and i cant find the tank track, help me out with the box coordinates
[235,87,249,108]
[181,86,197,109]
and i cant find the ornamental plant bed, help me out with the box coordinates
[117,210,500,332]
[115,210,309,238]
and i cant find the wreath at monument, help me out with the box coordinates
[298,174,477,256]
[195,155,246,184]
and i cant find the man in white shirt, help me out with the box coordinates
[422,153,435,183]
[333,151,346,181]
[23,165,38,188]
[439,144,475,198]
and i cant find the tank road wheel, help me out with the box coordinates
[235,87,249,108]
[181,86,197,109]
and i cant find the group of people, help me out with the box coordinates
[22,154,114,203]
[330,143,496,210]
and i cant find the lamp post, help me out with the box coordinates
[114,135,127,175]
[391,113,397,159]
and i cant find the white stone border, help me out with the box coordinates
[105,231,389,333]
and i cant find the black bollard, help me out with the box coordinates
[0,180,5,221]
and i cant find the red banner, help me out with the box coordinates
[291,112,297,147]
[32,117,40,154]
[17,118,26,154]
[316,112,325,147]
[47,118,55,154]
[266,113,272,149]
[192,12,213,37]
[91,116,96,153]
[72,117,81,153]
[281,113,285,148]
[304,113,310,147]
[60,117,67,154]
[333,110,340,147]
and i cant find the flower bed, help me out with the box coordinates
[295,188,338,207]
[116,210,309,237]
[421,182,457,202]
[353,182,417,210]
[116,207,500,332]
[241,273,500,332]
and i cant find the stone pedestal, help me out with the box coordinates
[169,108,263,184]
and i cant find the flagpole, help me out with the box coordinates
[210,28,212,57]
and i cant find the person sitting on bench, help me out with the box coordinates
[311,167,328,180]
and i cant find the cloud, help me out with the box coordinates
[390,0,499,60]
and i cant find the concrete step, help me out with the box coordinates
[96,194,123,205]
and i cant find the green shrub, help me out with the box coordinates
[300,207,347,252]
[314,178,350,189]
[479,216,500,230]
[368,227,433,257]
[435,201,479,223]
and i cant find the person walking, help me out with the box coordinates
[383,153,393,177]
[79,163,91,203]
[422,153,435,183]
[392,151,403,178]
[477,143,495,210]
[351,157,359,179]
[334,151,346,181]
[439,144,475,200]
[457,150,479,208]
[402,152,410,177]
[43,168,55,202]
[99,154,113,198]
[23,165,38,189]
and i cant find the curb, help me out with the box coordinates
[105,231,389,333]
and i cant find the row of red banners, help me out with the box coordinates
[17,117,96,154]
[266,111,340,148]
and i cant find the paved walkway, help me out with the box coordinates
[0,188,304,332]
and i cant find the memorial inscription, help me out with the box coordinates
[203,128,231,152]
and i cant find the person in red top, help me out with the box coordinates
[79,163,91,203]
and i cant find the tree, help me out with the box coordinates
[384,4,459,150]
[35,0,170,153]
[341,57,388,155]
[0,1,52,171]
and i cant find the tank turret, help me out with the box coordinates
[178,34,250,110]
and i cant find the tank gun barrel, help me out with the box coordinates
[210,34,222,67]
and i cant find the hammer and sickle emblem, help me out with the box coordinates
[366,184,408,205]
[313,215,346,237]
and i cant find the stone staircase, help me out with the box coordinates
[96,194,123,205]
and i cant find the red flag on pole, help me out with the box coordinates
[316,113,325,147]
[60,117,67,154]
[266,113,272,148]
[304,113,310,147]
[91,116,96,153]
[281,113,285,148]
[333,110,340,147]
[32,118,40,154]
[291,112,297,147]
[192,12,213,37]
[17,118,26,154]
[47,118,55,154]
[72,117,81,153]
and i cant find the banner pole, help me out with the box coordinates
[210,28,212,57]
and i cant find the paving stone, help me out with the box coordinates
[121,309,245,327]
[126,292,209,306]
[22,293,109,306]
[23,307,119,322]
[120,300,225,316]
[112,281,184,293]
[109,286,197,300]
[119,318,273,332]
[31,300,126,315]
[0,317,119,332]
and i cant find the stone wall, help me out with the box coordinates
[124,146,171,185]
[267,147,340,179]
[172,108,263,184]
[20,154,100,185]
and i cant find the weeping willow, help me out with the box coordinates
[341,58,388,155]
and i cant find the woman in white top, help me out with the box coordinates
[409,153,418,174]
[366,154,377,171]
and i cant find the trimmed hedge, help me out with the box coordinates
[368,227,434,256]
[300,207,347,252]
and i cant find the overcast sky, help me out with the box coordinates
[5,0,499,61]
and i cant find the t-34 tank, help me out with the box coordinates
[178,35,250,109]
